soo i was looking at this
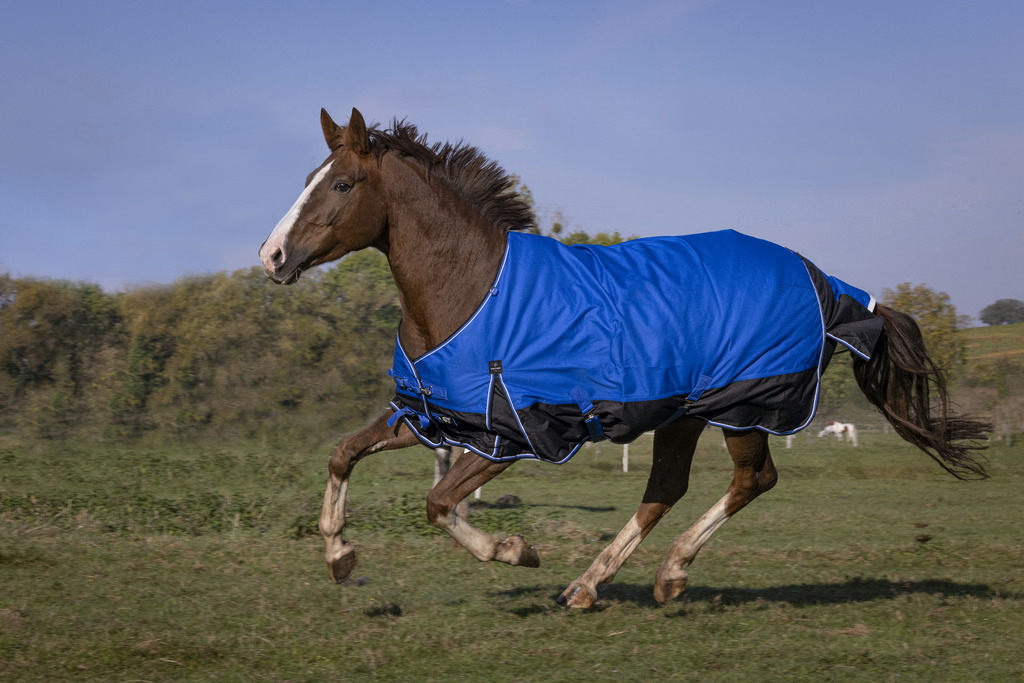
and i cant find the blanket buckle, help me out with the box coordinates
[570,385,606,443]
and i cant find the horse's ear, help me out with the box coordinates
[342,107,370,155]
[321,107,370,154]
[321,108,345,151]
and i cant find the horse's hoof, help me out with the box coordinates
[496,535,540,568]
[653,575,688,603]
[327,546,358,584]
[557,584,596,609]
[517,542,541,568]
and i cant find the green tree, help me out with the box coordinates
[111,284,188,431]
[140,268,336,432]
[0,276,123,435]
[320,250,404,421]
[979,298,1024,325]
[881,283,968,370]
[0,278,116,390]
[560,229,628,246]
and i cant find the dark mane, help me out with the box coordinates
[368,119,537,234]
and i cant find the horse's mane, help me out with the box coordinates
[368,119,537,234]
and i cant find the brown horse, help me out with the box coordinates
[259,107,989,608]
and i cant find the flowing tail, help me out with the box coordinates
[852,305,990,480]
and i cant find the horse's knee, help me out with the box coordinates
[329,433,374,478]
[425,489,451,527]
[327,447,352,479]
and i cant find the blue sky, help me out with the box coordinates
[2,0,1021,320]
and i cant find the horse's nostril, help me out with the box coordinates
[271,246,284,266]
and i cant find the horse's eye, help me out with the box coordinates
[333,180,352,194]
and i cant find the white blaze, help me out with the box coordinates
[260,161,335,270]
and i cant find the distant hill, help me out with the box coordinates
[959,323,1024,442]
[963,322,1024,366]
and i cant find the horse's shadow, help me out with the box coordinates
[470,502,617,513]
[493,577,1004,617]
[524,503,617,513]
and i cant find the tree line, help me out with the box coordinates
[1,235,1017,443]
[0,251,402,441]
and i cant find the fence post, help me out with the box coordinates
[433,447,450,487]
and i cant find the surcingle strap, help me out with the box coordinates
[387,368,447,400]
[570,385,606,442]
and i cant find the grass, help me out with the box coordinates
[2,431,1022,681]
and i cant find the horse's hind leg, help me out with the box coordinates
[321,410,420,583]
[557,417,705,608]
[426,451,538,567]
[653,427,778,602]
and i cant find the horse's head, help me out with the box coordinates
[259,108,386,284]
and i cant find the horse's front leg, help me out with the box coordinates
[426,451,539,567]
[321,410,420,583]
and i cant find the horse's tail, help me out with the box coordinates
[851,305,990,480]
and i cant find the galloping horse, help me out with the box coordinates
[259,108,989,608]
[818,421,859,446]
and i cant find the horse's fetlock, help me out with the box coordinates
[319,516,340,537]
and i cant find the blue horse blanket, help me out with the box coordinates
[389,229,881,463]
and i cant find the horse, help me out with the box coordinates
[258,107,990,608]
[817,421,859,447]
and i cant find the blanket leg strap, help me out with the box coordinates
[656,374,715,430]
[570,386,606,442]
[685,374,713,406]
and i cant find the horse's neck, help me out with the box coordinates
[381,155,507,357]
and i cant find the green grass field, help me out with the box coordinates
[2,431,1022,681]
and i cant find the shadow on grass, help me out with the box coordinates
[471,502,617,513]
[365,602,403,618]
[492,577,1010,616]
